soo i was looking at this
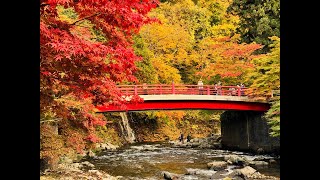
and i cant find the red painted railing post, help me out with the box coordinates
[172,81,175,94]
[207,86,210,95]
[160,84,162,95]
[238,86,241,96]
[134,85,137,95]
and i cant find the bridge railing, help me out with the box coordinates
[117,84,248,97]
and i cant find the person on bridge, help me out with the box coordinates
[197,80,204,95]
[142,83,147,95]
[214,84,218,95]
[240,83,245,96]
[217,81,222,95]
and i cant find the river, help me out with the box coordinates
[82,141,280,179]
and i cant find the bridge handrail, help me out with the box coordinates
[116,84,248,97]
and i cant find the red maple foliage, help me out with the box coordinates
[197,36,262,83]
[40,0,159,143]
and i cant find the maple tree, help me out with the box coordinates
[196,35,263,85]
[135,0,246,85]
[245,36,280,98]
[40,0,159,165]
[137,0,212,84]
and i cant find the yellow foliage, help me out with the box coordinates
[151,57,182,84]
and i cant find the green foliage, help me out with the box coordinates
[245,36,280,98]
[227,0,280,52]
[95,125,123,146]
[264,98,280,137]
[133,35,158,83]
[245,36,280,137]
[154,0,212,40]
[195,0,239,38]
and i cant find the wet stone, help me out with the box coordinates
[207,161,228,171]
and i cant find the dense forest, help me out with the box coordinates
[40,0,280,169]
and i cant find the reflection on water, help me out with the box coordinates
[85,142,280,179]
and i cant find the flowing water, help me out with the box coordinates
[84,142,280,180]
[119,112,136,143]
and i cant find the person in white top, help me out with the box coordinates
[197,80,204,95]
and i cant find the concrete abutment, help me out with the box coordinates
[221,110,279,154]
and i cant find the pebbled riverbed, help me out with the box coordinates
[82,142,280,180]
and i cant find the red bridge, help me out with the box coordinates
[97,84,270,112]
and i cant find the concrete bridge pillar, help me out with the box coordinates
[220,111,279,154]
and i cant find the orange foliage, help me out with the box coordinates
[198,35,263,83]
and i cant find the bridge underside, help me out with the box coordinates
[97,100,270,112]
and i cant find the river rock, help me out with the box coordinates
[248,160,269,167]
[59,156,73,164]
[269,159,277,164]
[80,150,88,157]
[213,142,222,148]
[142,145,157,151]
[99,143,108,149]
[207,161,228,170]
[89,170,103,176]
[257,148,264,154]
[95,143,101,149]
[253,156,274,161]
[186,168,217,176]
[190,142,200,148]
[190,138,199,143]
[130,146,144,150]
[107,143,119,150]
[57,163,83,173]
[247,172,279,179]
[223,177,232,180]
[88,150,96,157]
[81,161,95,168]
[179,144,188,148]
[97,143,119,150]
[162,171,180,180]
[235,166,256,177]
[224,155,246,165]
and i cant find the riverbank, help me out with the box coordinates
[40,142,122,180]
[40,160,121,180]
[42,139,279,180]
